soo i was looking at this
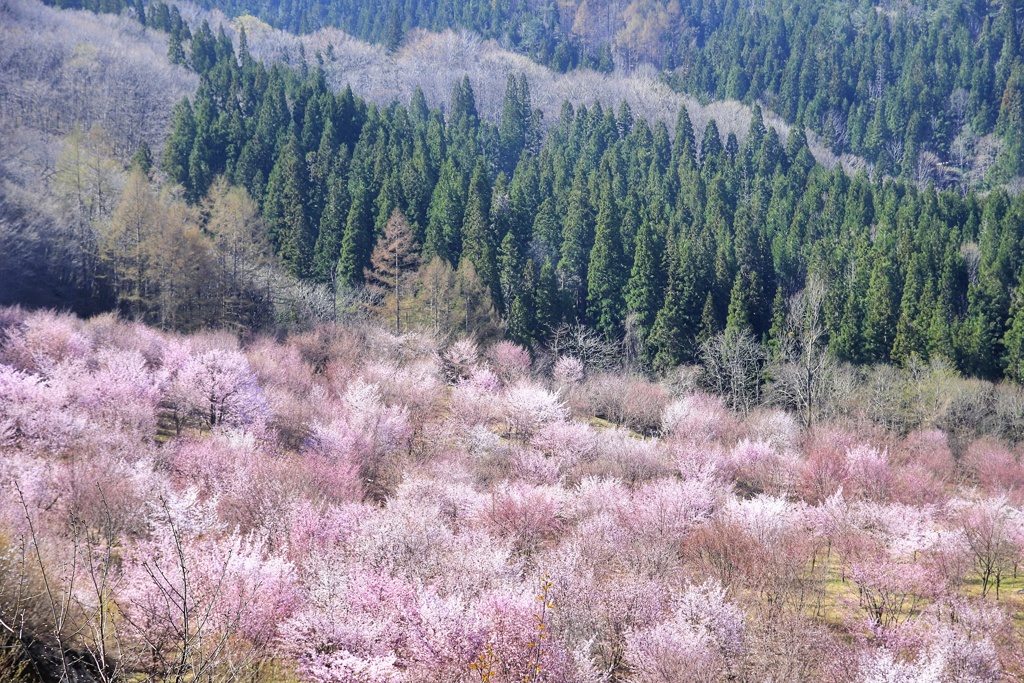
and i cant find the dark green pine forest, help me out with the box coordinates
[144,18,1024,383]
[24,0,1024,384]
[49,0,1024,184]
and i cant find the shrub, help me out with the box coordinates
[574,373,670,435]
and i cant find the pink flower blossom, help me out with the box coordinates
[0,310,91,373]
[625,581,744,683]
[502,382,567,440]
[443,338,479,382]
[486,340,532,384]
[531,420,598,467]
[661,392,731,443]
[552,355,585,386]
[480,483,564,554]
[164,348,270,430]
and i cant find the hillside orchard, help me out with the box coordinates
[0,307,1023,681]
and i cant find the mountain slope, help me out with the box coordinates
[175,4,859,173]
[177,0,1024,187]
[0,0,196,310]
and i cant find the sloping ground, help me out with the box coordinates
[1,309,1022,681]
[176,3,862,173]
[0,0,196,169]
[0,0,859,181]
[0,0,196,309]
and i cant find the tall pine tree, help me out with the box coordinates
[587,187,626,337]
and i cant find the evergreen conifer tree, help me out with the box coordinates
[264,131,314,278]
[625,218,665,335]
[587,188,626,337]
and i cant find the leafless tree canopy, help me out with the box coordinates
[0,0,196,164]
[766,279,850,426]
[0,0,195,311]
[699,330,767,414]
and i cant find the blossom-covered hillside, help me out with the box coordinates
[0,307,1022,682]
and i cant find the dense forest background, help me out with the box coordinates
[210,0,1024,188]
[40,0,1024,188]
[8,0,1024,387]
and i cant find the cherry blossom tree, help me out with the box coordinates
[661,392,733,444]
[502,382,567,441]
[844,444,893,501]
[163,347,269,432]
[442,338,480,383]
[305,381,412,503]
[118,499,299,682]
[451,366,502,427]
[951,497,1022,600]
[531,420,598,468]
[486,340,532,384]
[1,308,1022,682]
[482,483,564,555]
[0,310,92,374]
[552,356,585,386]
[851,556,934,629]
[625,581,744,683]
[280,569,414,683]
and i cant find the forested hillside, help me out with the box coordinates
[148,23,1024,384]
[10,0,1024,382]
[0,0,340,328]
[124,0,1024,188]
[209,12,799,156]
[0,0,195,311]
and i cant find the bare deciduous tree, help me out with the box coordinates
[699,329,766,414]
[9,482,133,683]
[768,278,847,426]
[548,322,621,371]
[120,499,266,683]
[949,87,970,130]
[99,167,160,318]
